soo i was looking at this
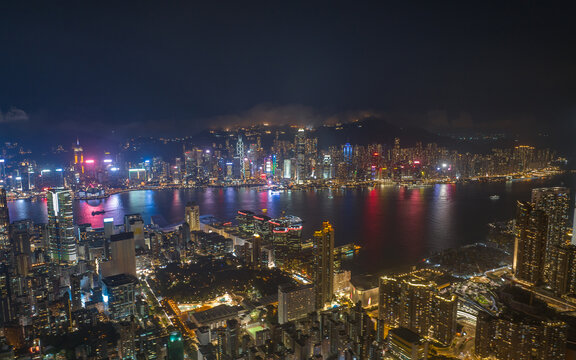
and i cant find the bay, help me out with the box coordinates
[8,174,575,273]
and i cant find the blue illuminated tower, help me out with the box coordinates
[343,143,353,165]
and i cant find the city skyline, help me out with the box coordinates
[1,1,576,359]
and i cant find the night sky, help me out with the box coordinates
[1,1,575,141]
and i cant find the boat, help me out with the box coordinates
[489,195,500,200]
[92,210,106,216]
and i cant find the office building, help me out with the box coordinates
[124,214,145,248]
[102,232,136,278]
[47,189,77,265]
[278,283,315,324]
[387,327,428,360]
[225,319,239,358]
[295,129,306,183]
[73,139,84,174]
[167,331,184,360]
[185,202,200,231]
[0,265,12,325]
[350,275,379,308]
[0,188,9,250]
[314,221,334,309]
[70,273,82,311]
[102,273,138,320]
[103,217,115,240]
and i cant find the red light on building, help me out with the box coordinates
[413,160,421,164]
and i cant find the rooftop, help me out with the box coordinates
[102,273,138,287]
[389,327,424,344]
[110,232,134,242]
[191,304,243,325]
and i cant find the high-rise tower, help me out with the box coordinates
[295,129,306,184]
[185,202,200,231]
[47,189,77,265]
[73,139,84,174]
[571,195,576,246]
[236,135,245,181]
[513,201,548,286]
[0,188,9,250]
[313,221,334,309]
[531,187,570,288]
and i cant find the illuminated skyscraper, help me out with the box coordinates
[343,143,353,164]
[379,272,457,345]
[167,331,185,360]
[0,188,9,250]
[278,283,315,324]
[70,273,82,311]
[0,264,12,326]
[513,201,547,286]
[431,293,458,345]
[73,139,84,174]
[283,159,292,179]
[185,202,200,232]
[295,129,306,184]
[531,187,570,288]
[124,213,145,248]
[0,159,5,180]
[571,195,576,245]
[12,230,31,277]
[554,244,576,295]
[378,276,401,328]
[475,293,567,360]
[47,189,77,265]
[398,280,435,336]
[313,221,334,309]
[102,273,138,320]
[236,135,245,181]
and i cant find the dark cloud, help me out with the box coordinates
[206,104,381,129]
[0,1,575,139]
[0,108,29,123]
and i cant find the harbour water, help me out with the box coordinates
[8,174,575,273]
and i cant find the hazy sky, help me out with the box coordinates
[1,1,575,139]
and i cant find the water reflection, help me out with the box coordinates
[7,174,575,273]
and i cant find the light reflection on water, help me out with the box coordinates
[8,174,575,273]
